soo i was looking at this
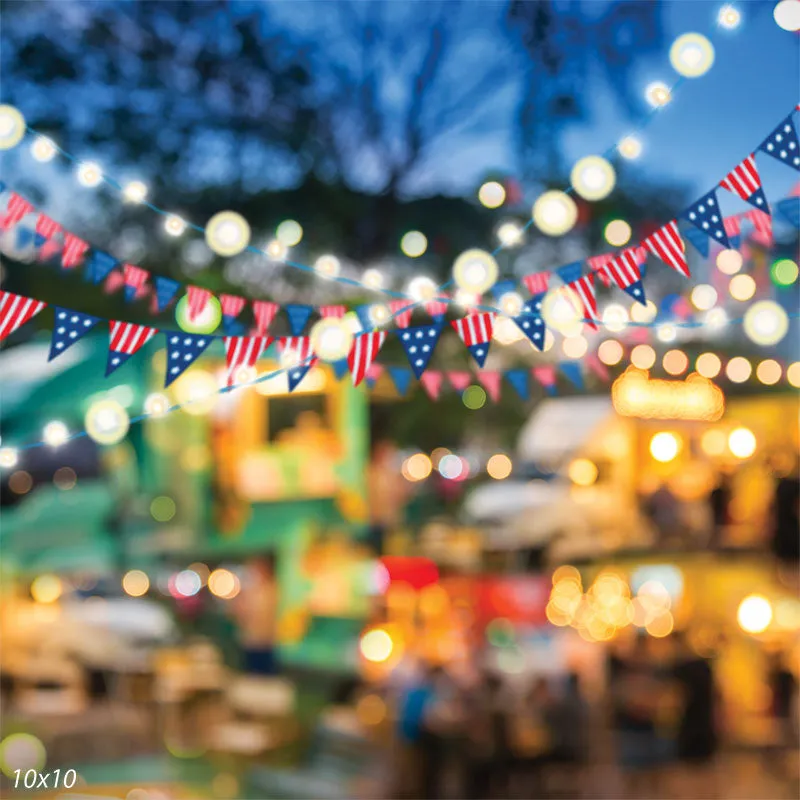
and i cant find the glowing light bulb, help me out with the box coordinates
[164,215,187,236]
[310,317,355,362]
[77,161,103,187]
[571,156,616,201]
[499,292,523,317]
[0,447,19,469]
[704,308,728,331]
[478,181,506,208]
[407,276,438,303]
[774,0,800,31]
[276,220,303,247]
[400,231,427,258]
[315,254,340,279]
[650,432,681,463]
[360,628,394,663]
[602,304,629,333]
[123,180,148,203]
[718,5,741,29]
[645,82,672,108]
[729,426,757,459]
[657,324,677,343]
[362,268,384,290]
[605,219,631,246]
[369,304,391,327]
[532,191,578,236]
[497,222,524,247]
[691,284,718,311]
[31,135,57,162]
[618,135,643,160]
[85,399,130,445]
[453,249,499,294]
[144,393,171,417]
[43,421,69,448]
[743,300,789,346]
[205,211,251,257]
[266,238,287,260]
[670,33,715,78]
[0,105,25,149]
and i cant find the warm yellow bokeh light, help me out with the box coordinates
[562,335,588,360]
[630,300,658,324]
[696,352,722,379]
[401,231,428,258]
[568,458,598,487]
[31,574,62,604]
[604,220,632,247]
[360,628,394,663]
[669,33,715,78]
[122,570,150,597]
[691,284,718,311]
[532,191,578,236]
[728,427,757,459]
[541,288,583,337]
[478,181,506,209]
[729,274,756,302]
[405,453,433,481]
[205,211,251,257]
[716,249,743,275]
[602,304,629,333]
[453,249,499,295]
[645,81,671,107]
[743,301,789,347]
[662,349,688,376]
[787,362,800,388]
[650,432,681,463]
[737,594,772,634]
[756,359,782,385]
[631,344,656,370]
[618,135,643,160]
[487,454,513,480]
[726,356,752,383]
[571,156,616,201]
[598,339,624,366]
[700,428,727,457]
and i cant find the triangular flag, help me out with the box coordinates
[354,304,374,332]
[61,232,89,269]
[532,366,557,396]
[331,358,350,380]
[425,299,448,320]
[104,270,125,295]
[720,154,770,212]
[586,353,610,382]
[419,370,443,400]
[252,300,280,335]
[683,189,730,248]
[398,323,443,379]
[16,226,35,249]
[746,209,773,247]
[477,371,501,402]
[365,363,383,389]
[587,254,614,287]
[682,225,710,258]
[0,291,47,341]
[758,115,800,171]
[447,371,472,392]
[155,277,181,312]
[319,304,346,319]
[186,286,212,321]
[123,264,150,303]
[34,213,63,247]
[388,366,413,396]
[505,369,530,401]
[285,304,314,336]
[559,361,584,390]
[164,331,215,387]
[106,321,158,376]
[561,274,598,332]
[0,193,33,231]
[223,336,272,386]
[601,249,647,306]
[389,300,413,328]
[49,308,100,361]
[776,197,800,229]
[279,336,316,392]
[723,215,741,250]
[521,272,550,297]
[556,261,584,286]
[642,221,690,278]
[450,312,494,368]
[85,251,119,284]
[348,331,386,386]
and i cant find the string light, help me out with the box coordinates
[497,222,524,247]
[743,300,789,346]
[704,308,729,331]
[310,317,354,362]
[602,304,629,333]
[368,303,391,327]
[314,254,340,279]
[407,276,438,303]
[478,181,506,209]
[657,324,677,343]
[144,393,171,417]
[362,268,384,290]
[541,288,583,337]
[42,421,69,448]
[691,284,718,311]
[669,33,715,78]
[696,352,722,379]
[205,211,251,257]
[645,82,672,108]
[774,0,800,32]
[756,359,782,385]
[605,220,631,246]
[276,220,303,247]
[499,291,524,317]
[725,356,752,383]
[400,231,428,258]
[85,399,130,445]
[123,180,148,203]
[598,339,624,366]
[571,156,616,201]
[77,162,103,187]
[716,249,743,274]
[0,104,25,149]
[266,238,287,260]
[631,344,656,370]
[718,5,742,29]
[650,431,681,463]
[532,191,578,236]
[453,249,499,295]
[618,135,643,160]
[31,135,57,162]
[729,274,756,301]
[164,215,187,236]
[0,447,19,469]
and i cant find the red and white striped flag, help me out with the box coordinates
[223,335,273,386]
[601,248,643,290]
[450,312,495,347]
[35,213,63,242]
[642,221,690,278]
[104,270,125,295]
[724,215,741,241]
[319,305,346,319]
[123,264,150,292]
[0,291,46,341]
[719,154,769,211]
[109,320,157,354]
[522,272,550,296]
[186,286,212,321]
[747,208,773,246]
[425,299,449,318]
[0,193,33,231]
[278,335,316,366]
[220,294,246,321]
[478,371,501,402]
[252,300,280,334]
[347,331,386,386]
[389,300,413,328]
[61,232,89,269]
[566,276,599,332]
[587,254,615,287]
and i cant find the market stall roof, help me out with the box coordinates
[517,396,613,464]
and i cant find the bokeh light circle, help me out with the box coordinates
[31,135,57,162]
[618,135,643,160]
[478,181,506,208]
[787,362,800,388]
[726,356,752,383]
[645,81,671,107]
[669,33,715,77]
[175,294,221,335]
[122,570,150,597]
[650,432,681,463]
[631,344,656,370]
[276,219,303,247]
[487,454,513,480]
[662,349,688,376]
[743,300,789,346]
[771,258,798,286]
[453,249,499,294]
[603,304,629,333]
[571,156,616,201]
[696,352,722,379]
[0,105,26,150]
[598,339,623,366]
[562,335,588,359]
[630,300,658,324]
[85,399,130,445]
[541,288,583,337]
[532,191,578,236]
[205,211,251,257]
[604,219,632,246]
[729,274,756,301]
[774,0,800,31]
[0,733,47,777]
[691,284,718,311]
[716,249,743,275]
[463,385,487,410]
[400,230,428,258]
[756,359,782,385]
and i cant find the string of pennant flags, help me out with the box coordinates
[1,106,797,346]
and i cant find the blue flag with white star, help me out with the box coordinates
[777,197,800,229]
[85,251,119,284]
[49,308,101,361]
[505,369,530,401]
[164,332,215,387]
[154,277,180,313]
[682,225,710,258]
[758,115,800,172]
[387,366,413,397]
[512,309,547,351]
[286,364,313,393]
[398,323,443,379]
[285,304,314,336]
[559,361,584,390]
[683,189,729,248]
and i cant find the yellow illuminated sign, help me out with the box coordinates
[612,367,725,421]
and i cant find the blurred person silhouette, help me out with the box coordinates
[511,676,555,796]
[548,672,589,764]
[770,456,799,564]
[645,481,681,546]
[231,556,279,675]
[768,649,798,777]
[709,473,732,548]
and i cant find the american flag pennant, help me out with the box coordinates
[223,335,273,386]
[450,312,495,368]
[642,221,690,278]
[419,370,443,400]
[85,251,119,284]
[425,299,449,320]
[278,336,316,392]
[164,331,215,387]
[61,232,90,269]
[106,321,158,376]
[601,248,647,306]
[220,294,246,321]
[447,371,472,392]
[521,272,550,297]
[154,277,181,313]
[683,189,730,249]
[34,213,63,247]
[387,366,413,397]
[285,304,314,336]
[347,331,386,386]
[319,305,346,319]
[354,305,373,332]
[587,254,614,287]
[559,361,584,391]
[758,115,800,171]
[104,270,125,295]
[719,154,770,213]
[723,215,741,249]
[123,264,150,303]
[186,285,212,321]
[49,308,100,361]
[532,366,557,396]
[746,209,773,247]
[559,271,599,332]
[389,300,413,328]
[0,193,33,231]
[0,291,46,342]
[398,322,444,379]
[251,300,280,335]
[682,225,710,259]
[477,370,501,402]
[504,369,530,401]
